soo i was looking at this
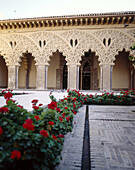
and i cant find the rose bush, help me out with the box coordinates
[0,90,82,170]
[68,89,135,105]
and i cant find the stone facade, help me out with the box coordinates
[0,11,135,91]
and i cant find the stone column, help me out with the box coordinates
[67,64,78,89]
[101,64,113,91]
[110,65,113,91]
[15,65,19,89]
[8,65,16,89]
[36,65,45,90]
[45,65,48,90]
[100,65,103,91]
[76,65,80,90]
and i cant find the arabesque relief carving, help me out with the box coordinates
[0,29,134,66]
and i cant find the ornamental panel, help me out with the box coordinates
[5,34,41,65]
[0,36,12,65]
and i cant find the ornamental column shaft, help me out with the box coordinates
[100,65,103,91]
[8,65,16,89]
[15,65,19,89]
[45,65,48,90]
[76,65,80,89]
[67,64,78,89]
[36,65,45,90]
[101,64,113,91]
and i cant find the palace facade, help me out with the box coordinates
[0,11,135,91]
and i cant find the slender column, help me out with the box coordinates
[101,64,113,91]
[36,65,45,90]
[45,65,48,90]
[110,65,113,91]
[67,64,78,89]
[76,65,80,90]
[8,65,16,89]
[15,65,19,89]
[130,69,134,89]
[100,65,103,91]
[81,67,83,90]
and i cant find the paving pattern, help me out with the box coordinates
[89,105,135,170]
[55,106,86,170]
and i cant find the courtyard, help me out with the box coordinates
[0,89,135,169]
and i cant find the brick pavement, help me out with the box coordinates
[89,105,135,170]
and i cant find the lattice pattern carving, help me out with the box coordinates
[0,29,135,66]
[5,34,41,65]
[0,36,12,65]
[29,31,73,64]
[60,30,106,64]
[93,29,135,64]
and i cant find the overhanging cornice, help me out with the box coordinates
[0,11,135,30]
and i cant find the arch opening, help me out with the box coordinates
[48,50,67,89]
[112,49,134,90]
[0,55,8,88]
[79,50,100,90]
[18,53,37,89]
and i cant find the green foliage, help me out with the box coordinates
[0,91,80,170]
[68,89,135,105]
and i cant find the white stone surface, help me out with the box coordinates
[0,90,104,111]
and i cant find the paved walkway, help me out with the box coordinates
[0,90,68,110]
[89,105,135,170]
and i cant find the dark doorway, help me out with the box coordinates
[0,56,8,88]
[82,61,91,90]
[63,62,67,89]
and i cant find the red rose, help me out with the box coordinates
[59,116,63,123]
[73,111,77,115]
[39,103,43,106]
[62,113,66,118]
[35,115,40,121]
[52,135,57,140]
[32,105,39,110]
[10,150,21,160]
[66,116,70,122]
[25,119,33,124]
[56,108,61,112]
[58,134,64,138]
[4,92,12,99]
[0,126,3,135]
[48,121,55,125]
[40,130,49,137]
[23,119,35,131]
[73,98,76,102]
[31,99,38,104]
[48,101,57,110]
[0,107,9,113]
[64,107,68,109]
[17,105,23,109]
[73,103,76,108]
